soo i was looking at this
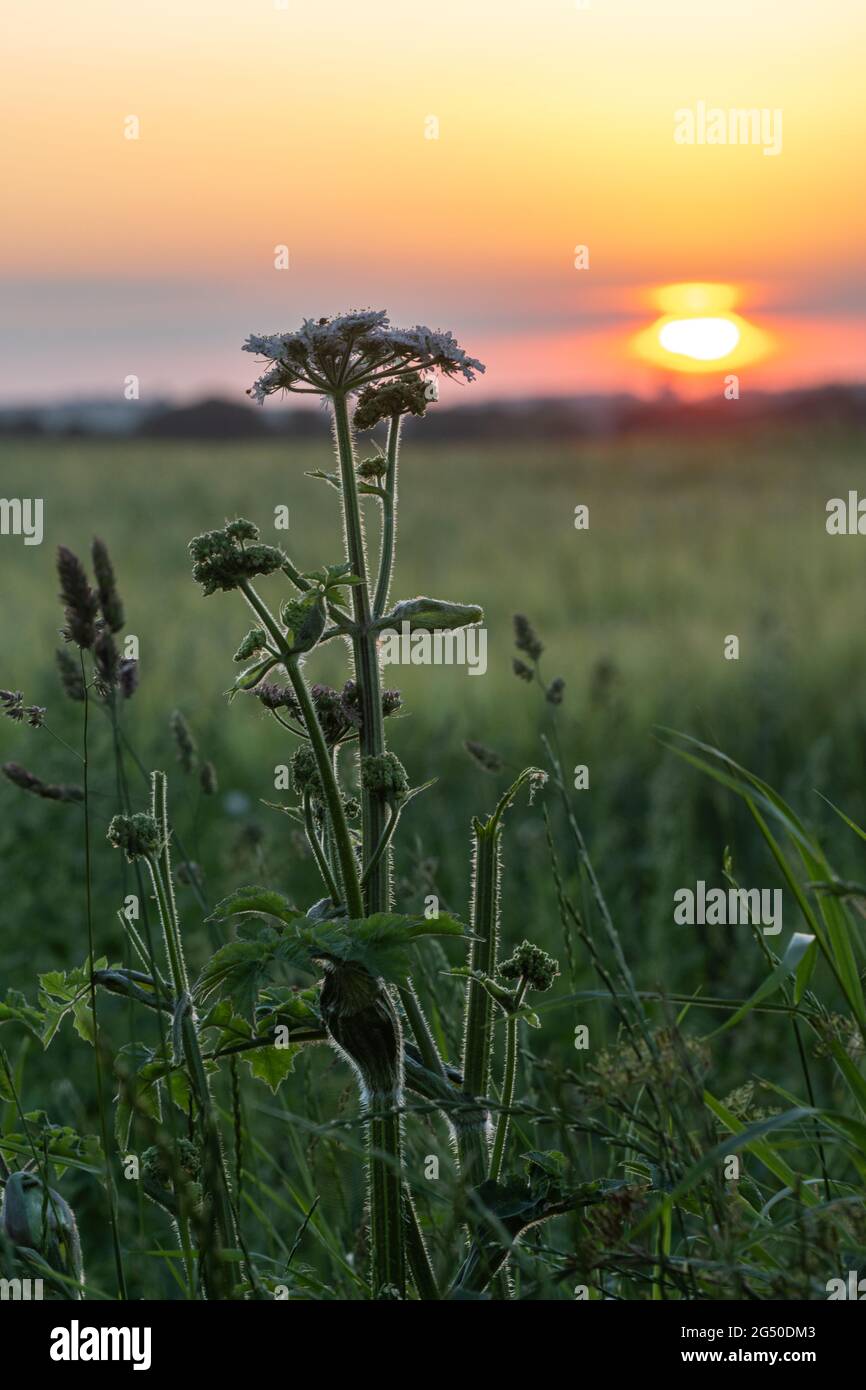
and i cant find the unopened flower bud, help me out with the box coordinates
[361,752,409,808]
[189,519,285,596]
[233,627,267,663]
[107,811,160,861]
[499,940,560,992]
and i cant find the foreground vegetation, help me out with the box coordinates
[2,416,866,1298]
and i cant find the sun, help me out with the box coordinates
[632,282,772,374]
[658,317,741,361]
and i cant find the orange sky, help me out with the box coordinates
[2,0,865,401]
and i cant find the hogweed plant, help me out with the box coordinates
[181,310,580,1298]
[0,312,611,1301]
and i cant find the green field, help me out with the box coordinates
[3,425,866,1299]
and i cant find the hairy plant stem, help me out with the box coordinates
[488,978,528,1184]
[459,819,500,1182]
[402,1183,439,1299]
[369,1100,405,1298]
[145,772,238,1298]
[331,391,389,911]
[239,578,363,918]
[330,393,446,1081]
[302,789,341,905]
[81,658,127,1300]
[247,542,411,1294]
[460,770,540,1183]
[372,414,401,618]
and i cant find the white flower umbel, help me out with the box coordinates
[243,310,485,401]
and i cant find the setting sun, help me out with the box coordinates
[658,317,741,361]
[632,282,772,374]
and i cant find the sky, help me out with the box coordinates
[2,0,865,404]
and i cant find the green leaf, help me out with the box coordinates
[206,886,302,929]
[522,1149,568,1180]
[662,731,866,1037]
[290,911,471,984]
[243,1042,300,1092]
[71,996,96,1046]
[114,1043,162,1150]
[0,1117,102,1179]
[196,939,279,1022]
[38,958,108,1048]
[0,989,44,1041]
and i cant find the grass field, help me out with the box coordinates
[3,423,866,1298]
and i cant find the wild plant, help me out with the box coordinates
[0,313,607,1300]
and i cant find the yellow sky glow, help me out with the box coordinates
[2,0,865,397]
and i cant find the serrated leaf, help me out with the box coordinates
[0,989,44,1041]
[38,959,108,1047]
[196,938,281,1022]
[289,911,472,984]
[206,886,302,928]
[243,1041,300,1092]
[72,996,96,1046]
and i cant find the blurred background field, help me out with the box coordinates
[3,422,866,1295]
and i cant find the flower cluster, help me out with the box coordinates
[106,811,161,861]
[498,940,560,992]
[0,690,46,728]
[53,541,137,699]
[464,739,504,774]
[361,752,409,808]
[254,679,401,745]
[243,311,484,403]
[92,537,125,633]
[170,709,198,773]
[353,372,430,432]
[189,519,286,596]
[291,746,322,800]
[233,627,267,663]
[2,762,83,803]
[513,613,543,663]
[58,546,100,649]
